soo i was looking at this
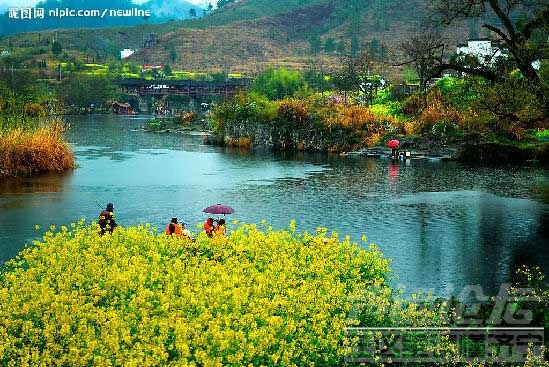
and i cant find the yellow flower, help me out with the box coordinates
[0,220,394,366]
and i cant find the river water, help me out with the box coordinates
[1,114,548,297]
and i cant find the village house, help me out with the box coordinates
[456,38,508,66]
[120,48,136,59]
[456,38,540,69]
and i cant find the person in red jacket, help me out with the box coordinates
[165,217,184,237]
[204,217,214,237]
[98,202,117,235]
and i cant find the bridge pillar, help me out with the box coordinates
[136,96,152,113]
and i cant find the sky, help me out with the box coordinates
[0,0,207,12]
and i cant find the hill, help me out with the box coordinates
[0,0,475,76]
[128,0,473,75]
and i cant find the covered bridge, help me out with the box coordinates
[119,78,250,96]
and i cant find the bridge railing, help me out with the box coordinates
[119,78,250,96]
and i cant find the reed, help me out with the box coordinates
[0,119,75,177]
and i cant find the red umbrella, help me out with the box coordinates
[388,139,400,149]
[203,203,235,215]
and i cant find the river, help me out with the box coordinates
[1,114,548,297]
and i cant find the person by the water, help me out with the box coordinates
[181,222,193,240]
[165,217,184,237]
[204,217,214,237]
[213,218,226,236]
[98,202,117,235]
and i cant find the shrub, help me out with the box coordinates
[225,136,252,148]
[411,89,464,137]
[180,111,196,125]
[276,99,309,128]
[536,129,549,141]
[400,93,424,116]
[212,92,276,136]
[0,119,75,177]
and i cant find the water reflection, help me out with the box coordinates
[0,171,72,194]
[0,114,547,298]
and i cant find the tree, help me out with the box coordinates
[333,50,383,105]
[51,40,62,56]
[207,3,214,29]
[57,74,119,109]
[303,67,331,94]
[169,48,177,62]
[253,68,305,100]
[337,40,346,56]
[309,35,322,55]
[397,0,549,124]
[331,69,355,102]
[350,36,360,57]
[189,8,197,18]
[210,71,228,83]
[428,0,548,87]
[369,38,380,56]
[324,38,336,53]
[398,26,447,96]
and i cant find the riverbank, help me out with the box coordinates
[143,115,549,166]
[204,128,549,166]
[351,136,549,165]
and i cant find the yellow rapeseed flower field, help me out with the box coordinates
[0,221,392,366]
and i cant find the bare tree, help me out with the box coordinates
[398,25,448,95]
[333,50,385,105]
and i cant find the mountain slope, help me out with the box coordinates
[129,0,470,74]
[0,0,473,75]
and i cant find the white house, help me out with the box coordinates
[456,38,506,66]
[456,38,541,69]
[120,48,136,59]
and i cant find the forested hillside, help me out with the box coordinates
[0,0,475,74]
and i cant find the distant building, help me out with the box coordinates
[456,38,539,69]
[456,38,507,66]
[143,64,163,69]
[120,48,136,59]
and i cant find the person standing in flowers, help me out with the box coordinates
[204,217,214,237]
[98,202,117,235]
[213,218,226,237]
[165,217,184,237]
[181,222,194,240]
